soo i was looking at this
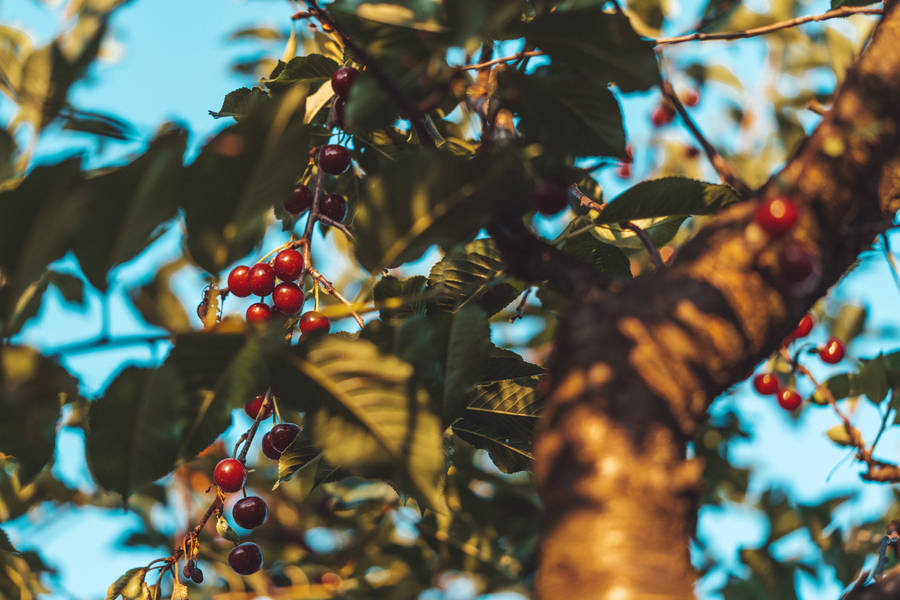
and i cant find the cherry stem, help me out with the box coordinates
[309,266,365,328]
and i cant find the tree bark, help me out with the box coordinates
[530,3,900,597]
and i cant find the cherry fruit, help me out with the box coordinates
[318,145,351,175]
[191,568,203,584]
[244,394,273,420]
[248,263,276,296]
[616,162,632,179]
[228,542,263,575]
[650,103,676,127]
[246,303,272,324]
[819,337,845,364]
[331,66,358,97]
[753,373,780,395]
[227,266,251,297]
[273,282,304,314]
[233,496,268,529]
[321,193,348,223]
[790,314,814,340]
[183,560,195,580]
[285,185,313,214]
[269,423,301,453]
[299,311,330,335]
[533,181,569,216]
[756,196,798,236]
[777,388,802,411]
[683,89,700,107]
[261,432,282,460]
[273,249,304,281]
[214,458,246,493]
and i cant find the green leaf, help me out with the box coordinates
[330,0,446,32]
[831,303,867,344]
[61,109,133,140]
[480,346,545,381]
[498,67,627,159]
[517,5,659,92]
[593,177,740,224]
[0,346,77,483]
[373,275,429,320]
[559,226,632,277]
[427,238,525,315]
[216,514,241,544]
[209,87,270,120]
[453,417,534,474]
[262,54,340,91]
[443,305,490,424]
[6,269,85,336]
[273,432,320,490]
[831,0,878,10]
[130,258,191,333]
[467,376,543,419]
[276,337,446,510]
[106,567,146,600]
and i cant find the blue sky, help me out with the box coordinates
[2,0,899,598]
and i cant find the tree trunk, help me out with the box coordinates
[533,3,900,597]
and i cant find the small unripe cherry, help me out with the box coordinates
[756,196,799,236]
[650,103,676,127]
[285,185,313,214]
[616,162,632,179]
[533,181,569,216]
[214,458,246,493]
[331,66,358,97]
[790,314,814,339]
[232,496,268,529]
[244,394,273,420]
[777,388,802,411]
[246,303,272,324]
[273,249,304,281]
[273,282,305,314]
[778,243,816,284]
[228,542,263,575]
[299,311,330,335]
[269,423,301,452]
[753,373,780,396]
[683,89,700,107]
[819,337,845,364]
[320,193,348,223]
[227,266,251,297]
[318,145,351,175]
[248,263,276,296]
[261,431,282,460]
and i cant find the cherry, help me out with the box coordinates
[182,560,195,580]
[683,89,700,107]
[753,373,780,395]
[214,458,246,493]
[244,394,273,420]
[778,243,815,283]
[246,303,272,324]
[616,162,632,179]
[191,567,203,584]
[331,66,358,97]
[285,185,313,214]
[533,181,569,216]
[650,103,676,127]
[790,314,814,339]
[318,145,351,175]
[756,196,799,236]
[261,431,282,460]
[248,263,276,296]
[228,542,263,576]
[227,266,251,298]
[819,337,845,364]
[273,282,305,314]
[269,423,301,453]
[232,496,268,529]
[299,311,330,335]
[273,249,304,281]
[777,388,802,411]
[320,193,348,223]
[685,145,700,158]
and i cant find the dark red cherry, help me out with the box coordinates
[261,432,282,460]
[248,263,276,296]
[232,496,268,529]
[683,89,700,107]
[273,282,304,314]
[752,373,780,396]
[273,249,304,281]
[819,337,845,364]
[285,185,313,214]
[214,458,246,493]
[269,423,300,452]
[650,103,676,127]
[790,314,814,340]
[320,193,348,223]
[228,542,263,575]
[777,388,802,411]
[299,311,330,335]
[317,145,351,175]
[227,266,251,297]
[756,196,799,236]
[616,162,632,180]
[182,560,195,580]
[246,303,272,324]
[533,181,569,216]
[190,567,203,584]
[244,394,273,420]
[778,243,815,283]
[331,66,358,97]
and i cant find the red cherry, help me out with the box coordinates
[331,66,358,97]
[227,265,251,297]
[285,185,313,214]
[248,263,276,296]
[650,103,676,127]
[777,388,802,411]
[320,193,348,223]
[261,432,282,460]
[244,394,273,420]
[273,282,305,314]
[790,314,814,339]
[756,196,799,236]
[683,89,700,107]
[191,568,203,584]
[318,145,351,175]
[778,243,815,283]
[228,542,263,575]
[273,249,304,281]
[819,337,845,364]
[753,373,780,395]
[269,423,300,452]
[214,458,246,493]
[299,311,330,334]
[616,163,632,179]
[232,496,268,529]
[246,303,272,324]
[533,181,569,216]
[624,144,633,163]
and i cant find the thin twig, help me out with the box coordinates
[806,99,829,116]
[869,389,894,457]
[660,78,752,197]
[655,6,882,45]
[881,232,900,297]
[456,50,545,72]
[623,221,665,269]
[318,215,354,240]
[309,266,365,328]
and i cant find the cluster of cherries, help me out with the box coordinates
[650,89,699,128]
[207,395,303,577]
[755,195,818,287]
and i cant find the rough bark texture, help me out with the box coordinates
[524,4,900,598]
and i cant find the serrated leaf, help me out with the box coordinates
[443,305,490,424]
[262,54,339,91]
[593,177,739,224]
[209,87,270,120]
[273,432,320,490]
[453,417,534,474]
[106,567,146,600]
[480,347,545,382]
[130,258,191,333]
[373,275,429,320]
[216,515,241,544]
[467,376,543,419]
[427,239,524,315]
